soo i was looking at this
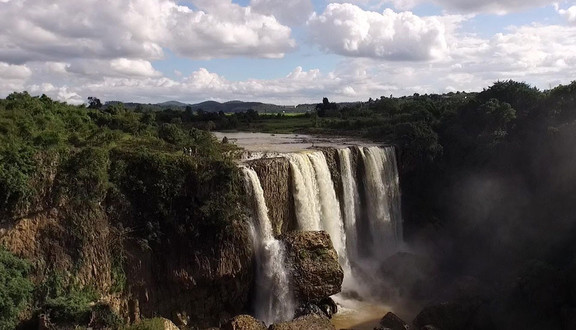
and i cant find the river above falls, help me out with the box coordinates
[213,132,379,153]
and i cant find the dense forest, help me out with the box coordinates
[1,79,576,328]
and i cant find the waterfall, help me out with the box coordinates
[287,151,352,288]
[338,148,360,262]
[286,153,322,231]
[242,144,403,317]
[241,167,295,325]
[307,151,350,276]
[381,147,403,243]
[360,146,398,256]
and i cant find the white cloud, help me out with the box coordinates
[0,62,32,80]
[558,5,576,24]
[0,0,295,65]
[251,0,314,25]
[384,0,552,14]
[0,62,31,92]
[307,4,449,61]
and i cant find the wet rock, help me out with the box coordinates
[279,231,344,303]
[319,298,338,318]
[294,298,337,319]
[375,312,409,330]
[222,315,267,330]
[294,303,326,318]
[268,314,334,330]
[248,157,296,236]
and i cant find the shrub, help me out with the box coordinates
[0,248,33,329]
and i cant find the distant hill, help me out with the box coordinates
[156,101,189,107]
[111,100,316,113]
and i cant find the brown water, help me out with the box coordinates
[213,132,378,153]
[330,297,390,330]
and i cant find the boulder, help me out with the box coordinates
[268,314,335,330]
[294,298,337,319]
[375,312,409,330]
[160,318,180,330]
[222,315,267,330]
[279,231,344,303]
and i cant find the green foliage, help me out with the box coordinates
[43,289,96,324]
[0,248,33,329]
[38,272,98,325]
[0,144,36,214]
[158,123,185,144]
[59,147,110,203]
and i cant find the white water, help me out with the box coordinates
[382,147,403,243]
[242,167,295,325]
[286,153,322,231]
[338,148,360,262]
[242,145,403,324]
[307,152,350,279]
[361,146,397,255]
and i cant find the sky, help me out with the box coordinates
[1,0,576,105]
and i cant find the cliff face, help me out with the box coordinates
[248,157,296,236]
[0,150,255,328]
[125,220,254,327]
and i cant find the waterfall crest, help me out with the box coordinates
[241,167,295,325]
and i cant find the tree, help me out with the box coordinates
[87,97,102,109]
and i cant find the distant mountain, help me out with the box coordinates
[156,101,189,107]
[115,99,315,113]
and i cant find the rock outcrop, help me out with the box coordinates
[222,315,267,330]
[279,231,343,303]
[376,312,410,330]
[248,157,296,236]
[126,220,254,328]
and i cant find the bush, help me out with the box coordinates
[42,287,98,324]
[0,248,33,329]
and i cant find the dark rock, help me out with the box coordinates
[375,312,409,330]
[268,314,334,330]
[279,231,344,303]
[412,298,485,330]
[561,307,576,330]
[319,298,338,318]
[222,315,267,330]
[294,298,337,319]
[294,303,325,319]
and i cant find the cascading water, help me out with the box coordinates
[360,146,398,255]
[240,143,403,323]
[286,153,322,231]
[286,147,402,294]
[338,148,360,261]
[306,151,351,279]
[241,167,295,325]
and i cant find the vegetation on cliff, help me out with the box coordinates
[0,92,245,327]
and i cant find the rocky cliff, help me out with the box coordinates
[248,157,296,236]
[280,231,343,304]
[0,149,256,328]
